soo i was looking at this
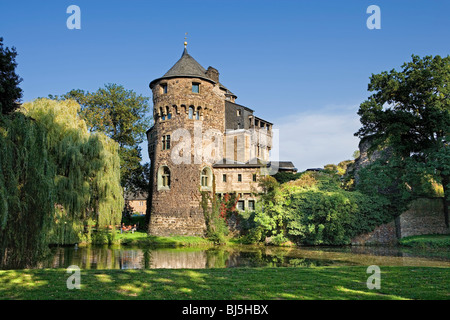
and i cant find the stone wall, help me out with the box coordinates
[214,167,261,194]
[398,198,448,238]
[148,77,227,236]
[127,200,146,215]
[351,221,398,245]
[352,198,449,245]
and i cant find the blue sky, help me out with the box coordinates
[1,0,449,170]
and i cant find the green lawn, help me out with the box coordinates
[399,234,450,249]
[115,231,213,247]
[0,266,448,300]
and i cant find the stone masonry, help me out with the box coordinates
[146,46,294,236]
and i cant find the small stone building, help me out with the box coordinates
[146,45,296,236]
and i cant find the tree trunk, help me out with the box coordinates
[441,174,449,228]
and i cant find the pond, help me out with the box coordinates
[37,244,450,270]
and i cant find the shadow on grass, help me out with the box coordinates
[0,267,449,300]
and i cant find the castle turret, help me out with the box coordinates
[146,44,289,237]
[147,46,228,236]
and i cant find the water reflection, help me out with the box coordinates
[37,245,450,270]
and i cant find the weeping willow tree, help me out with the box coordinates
[0,98,123,268]
[21,99,124,245]
[0,113,55,269]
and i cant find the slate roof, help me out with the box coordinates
[213,159,297,172]
[272,161,297,171]
[124,192,148,201]
[149,48,236,97]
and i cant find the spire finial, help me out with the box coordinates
[184,32,188,48]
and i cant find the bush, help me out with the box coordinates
[251,170,396,246]
[268,233,289,246]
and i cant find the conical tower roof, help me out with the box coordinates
[149,48,215,88]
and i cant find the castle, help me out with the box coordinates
[146,44,296,236]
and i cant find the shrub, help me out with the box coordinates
[251,170,396,246]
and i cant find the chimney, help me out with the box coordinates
[206,66,219,83]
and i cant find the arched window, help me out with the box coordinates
[166,106,171,120]
[196,107,201,120]
[160,107,165,121]
[188,106,194,119]
[157,166,171,191]
[200,166,212,191]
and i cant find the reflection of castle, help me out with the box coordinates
[147,44,296,236]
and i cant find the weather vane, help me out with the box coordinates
[184,32,188,48]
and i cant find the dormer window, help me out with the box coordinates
[192,83,200,93]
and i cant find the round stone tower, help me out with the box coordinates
[147,46,234,236]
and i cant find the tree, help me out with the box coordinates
[0,37,22,114]
[355,55,450,226]
[21,99,124,243]
[62,84,151,192]
[0,113,55,269]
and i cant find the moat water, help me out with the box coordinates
[36,245,450,269]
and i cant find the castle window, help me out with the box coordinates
[188,106,194,119]
[237,109,241,116]
[195,110,200,120]
[162,135,171,150]
[253,174,257,182]
[200,166,213,191]
[201,169,208,187]
[248,200,255,211]
[161,84,167,94]
[237,200,245,211]
[237,174,242,182]
[192,83,200,93]
[222,174,227,182]
[166,106,172,120]
[157,166,171,191]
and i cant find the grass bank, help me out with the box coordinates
[399,234,450,249]
[114,231,213,247]
[0,266,448,300]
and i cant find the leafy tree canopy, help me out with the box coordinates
[355,54,450,226]
[0,37,22,114]
[57,84,152,192]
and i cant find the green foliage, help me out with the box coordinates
[61,84,151,193]
[201,191,229,245]
[0,113,55,268]
[355,54,450,225]
[21,99,123,245]
[0,37,22,115]
[273,171,304,184]
[286,189,392,245]
[356,155,411,216]
[245,170,394,246]
[47,206,84,245]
